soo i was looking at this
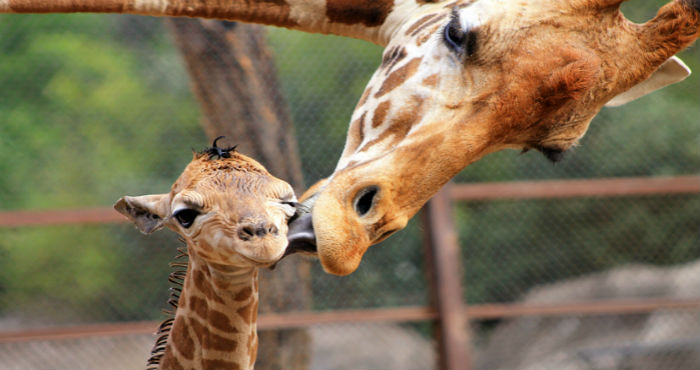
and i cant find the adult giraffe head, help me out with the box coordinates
[288,0,700,275]
[4,0,699,275]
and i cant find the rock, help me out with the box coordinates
[475,261,700,370]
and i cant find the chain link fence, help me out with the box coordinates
[0,4,698,369]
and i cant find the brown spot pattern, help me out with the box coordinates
[186,318,208,354]
[326,0,394,27]
[248,332,258,368]
[374,57,423,98]
[416,30,434,46]
[160,348,185,370]
[404,14,440,36]
[237,301,256,322]
[203,330,239,352]
[447,0,479,9]
[360,95,424,152]
[409,13,446,36]
[193,268,225,304]
[165,0,296,28]
[202,359,242,370]
[210,309,239,333]
[346,112,367,154]
[381,46,407,73]
[247,330,256,353]
[171,318,194,360]
[357,86,372,108]
[422,73,440,87]
[372,100,392,128]
[190,295,208,321]
[234,287,253,301]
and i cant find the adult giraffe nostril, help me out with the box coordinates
[354,186,379,217]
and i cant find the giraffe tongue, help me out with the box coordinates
[284,213,317,256]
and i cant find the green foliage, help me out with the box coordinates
[0,15,203,210]
[266,29,382,181]
[0,15,205,322]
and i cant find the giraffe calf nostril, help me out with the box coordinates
[238,223,278,240]
[238,225,256,241]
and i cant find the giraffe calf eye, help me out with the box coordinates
[174,209,200,228]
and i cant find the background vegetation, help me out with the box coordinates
[0,0,697,330]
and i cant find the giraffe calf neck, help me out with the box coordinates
[159,249,260,370]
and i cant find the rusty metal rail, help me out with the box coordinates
[449,175,699,200]
[0,298,697,343]
[0,207,126,227]
[1,175,696,228]
[422,187,472,369]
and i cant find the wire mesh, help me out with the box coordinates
[0,3,698,369]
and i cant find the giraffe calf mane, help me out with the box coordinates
[197,135,238,160]
[147,242,188,370]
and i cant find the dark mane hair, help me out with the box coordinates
[146,243,188,369]
[199,136,237,160]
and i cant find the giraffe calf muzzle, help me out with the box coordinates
[237,222,279,241]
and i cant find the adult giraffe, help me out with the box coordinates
[3,0,699,275]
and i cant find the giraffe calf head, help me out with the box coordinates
[115,141,297,268]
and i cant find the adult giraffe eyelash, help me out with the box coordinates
[443,7,478,57]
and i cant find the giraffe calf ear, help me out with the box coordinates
[114,194,170,234]
[605,56,691,107]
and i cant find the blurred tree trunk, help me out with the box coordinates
[167,18,310,369]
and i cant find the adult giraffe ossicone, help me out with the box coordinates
[4,0,699,275]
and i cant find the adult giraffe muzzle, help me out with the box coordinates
[3,0,699,275]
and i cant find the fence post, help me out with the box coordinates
[421,183,471,370]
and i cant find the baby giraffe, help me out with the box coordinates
[114,137,298,370]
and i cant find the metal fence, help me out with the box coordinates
[0,9,698,370]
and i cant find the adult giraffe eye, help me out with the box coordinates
[174,209,200,228]
[443,10,477,56]
[444,17,465,51]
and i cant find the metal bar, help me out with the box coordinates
[464,298,700,319]
[0,207,127,227]
[0,321,157,343]
[0,299,696,343]
[422,185,472,370]
[449,175,699,201]
[257,306,437,330]
[1,176,695,228]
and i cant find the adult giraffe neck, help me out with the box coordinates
[157,248,260,370]
[0,0,422,45]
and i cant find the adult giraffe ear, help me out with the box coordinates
[605,56,691,107]
[114,194,170,234]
